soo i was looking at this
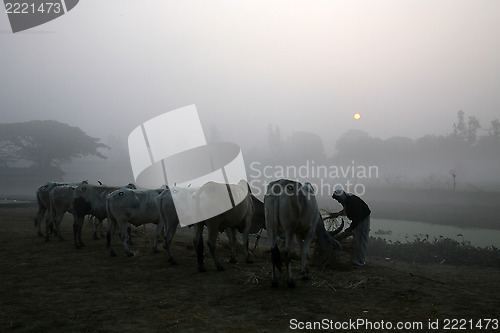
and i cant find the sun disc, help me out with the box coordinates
[354,113,361,120]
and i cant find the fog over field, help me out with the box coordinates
[1,1,499,193]
[1,4,500,331]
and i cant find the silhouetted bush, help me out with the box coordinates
[368,235,500,267]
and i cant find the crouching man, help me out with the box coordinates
[330,189,371,266]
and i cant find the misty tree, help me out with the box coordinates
[466,116,481,144]
[450,170,457,191]
[267,124,283,157]
[489,119,500,142]
[453,110,467,140]
[334,129,383,162]
[286,131,327,163]
[0,120,109,168]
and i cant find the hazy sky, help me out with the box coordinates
[1,0,499,155]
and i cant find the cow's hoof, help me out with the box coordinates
[80,243,86,247]
[153,248,160,253]
[127,252,135,257]
[168,258,178,265]
[229,258,237,264]
[271,281,279,288]
[198,267,207,273]
[216,266,225,272]
[245,258,253,264]
[110,251,117,257]
[301,274,310,281]
[45,237,50,242]
[287,280,296,288]
[58,237,65,242]
[37,232,44,237]
[75,245,81,250]
[93,234,99,240]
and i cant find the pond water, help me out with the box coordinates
[371,218,500,248]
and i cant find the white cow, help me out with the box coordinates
[34,180,87,237]
[264,179,342,288]
[159,180,255,272]
[45,185,77,241]
[72,183,136,249]
[106,188,164,256]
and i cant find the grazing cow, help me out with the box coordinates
[264,179,342,288]
[248,195,266,255]
[72,183,136,249]
[159,180,256,271]
[34,180,87,237]
[45,185,77,242]
[106,188,164,256]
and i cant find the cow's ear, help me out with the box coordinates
[299,183,315,202]
[303,182,315,195]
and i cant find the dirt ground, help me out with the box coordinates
[1,205,499,332]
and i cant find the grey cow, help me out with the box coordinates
[158,180,262,272]
[106,187,164,257]
[72,183,136,249]
[34,180,87,237]
[264,179,342,288]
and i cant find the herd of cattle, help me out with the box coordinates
[33,179,344,288]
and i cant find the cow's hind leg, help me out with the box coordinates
[243,216,253,263]
[92,217,99,240]
[164,223,179,265]
[45,210,53,242]
[119,222,134,257]
[193,224,206,272]
[36,206,46,237]
[100,220,106,238]
[300,229,316,281]
[267,222,281,288]
[73,216,84,249]
[284,231,295,288]
[54,212,65,241]
[207,226,224,271]
[225,228,237,264]
[77,217,85,247]
[270,243,281,288]
[153,223,162,253]
[127,224,133,245]
[107,220,117,257]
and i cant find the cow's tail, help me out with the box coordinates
[47,193,55,233]
[105,199,116,249]
[270,195,282,271]
[34,194,43,227]
[158,193,168,235]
